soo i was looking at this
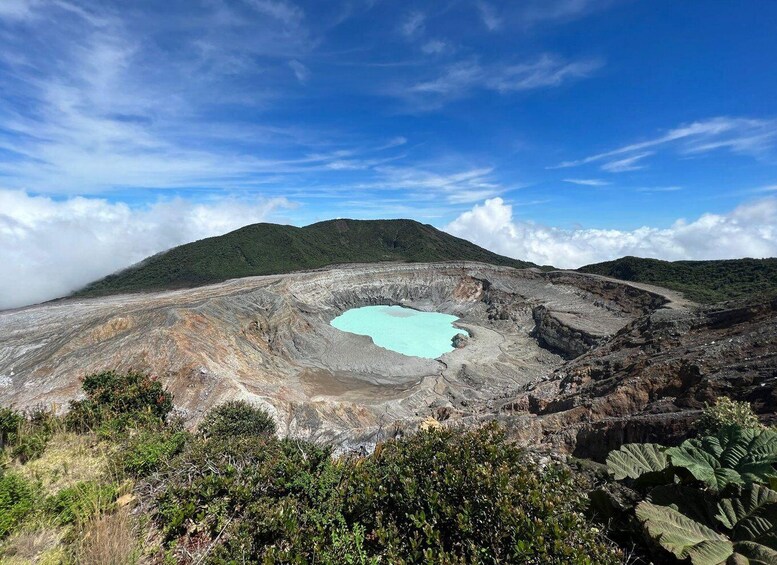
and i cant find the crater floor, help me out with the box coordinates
[0,262,683,449]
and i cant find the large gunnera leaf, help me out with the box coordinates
[731,541,777,565]
[606,443,669,481]
[717,485,777,545]
[636,501,733,564]
[666,427,777,492]
[648,485,719,527]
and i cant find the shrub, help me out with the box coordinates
[45,480,118,525]
[116,429,189,478]
[1,406,57,463]
[153,435,332,540]
[0,407,23,449]
[341,424,620,564]
[198,400,277,439]
[95,409,169,440]
[11,430,50,463]
[65,398,105,433]
[66,370,173,432]
[150,424,620,564]
[696,396,764,436]
[0,472,39,538]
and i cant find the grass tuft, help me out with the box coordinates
[77,507,140,565]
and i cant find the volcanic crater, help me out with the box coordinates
[0,261,692,451]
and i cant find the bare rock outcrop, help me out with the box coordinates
[531,305,603,359]
[496,296,777,460]
[451,333,469,349]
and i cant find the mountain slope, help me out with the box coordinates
[75,219,537,297]
[578,256,777,303]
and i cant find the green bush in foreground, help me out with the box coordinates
[197,399,277,439]
[150,423,621,564]
[45,480,118,526]
[0,472,39,538]
[10,429,50,463]
[342,424,619,565]
[0,407,23,449]
[66,370,173,432]
[116,428,189,478]
[0,406,58,463]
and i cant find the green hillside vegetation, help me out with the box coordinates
[0,371,621,564]
[2,372,775,563]
[74,219,536,297]
[577,256,777,304]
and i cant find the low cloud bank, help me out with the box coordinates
[446,197,777,268]
[2,190,775,311]
[0,190,292,310]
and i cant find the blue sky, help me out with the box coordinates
[1,0,776,308]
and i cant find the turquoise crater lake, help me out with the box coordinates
[330,305,466,359]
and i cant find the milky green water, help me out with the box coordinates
[330,305,465,359]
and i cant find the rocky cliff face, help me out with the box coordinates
[495,296,777,461]
[531,305,603,359]
[0,262,681,449]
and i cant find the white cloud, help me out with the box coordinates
[370,166,505,204]
[445,197,777,268]
[476,2,502,31]
[0,0,37,19]
[401,11,425,37]
[288,59,310,83]
[243,0,305,27]
[0,0,325,194]
[0,190,295,310]
[635,186,683,193]
[408,61,482,97]
[563,178,610,186]
[557,117,777,170]
[402,55,600,109]
[601,152,653,172]
[520,0,610,25]
[421,39,451,55]
[487,55,602,92]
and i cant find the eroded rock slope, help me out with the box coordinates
[494,296,777,460]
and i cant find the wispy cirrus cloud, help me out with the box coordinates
[518,0,616,26]
[465,0,615,30]
[421,39,452,55]
[244,0,305,27]
[563,178,610,186]
[476,1,502,31]
[397,54,602,109]
[275,159,512,209]
[487,55,602,92]
[401,11,425,37]
[364,165,508,204]
[635,186,683,193]
[288,59,310,83]
[601,152,653,172]
[0,0,428,194]
[556,117,777,171]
